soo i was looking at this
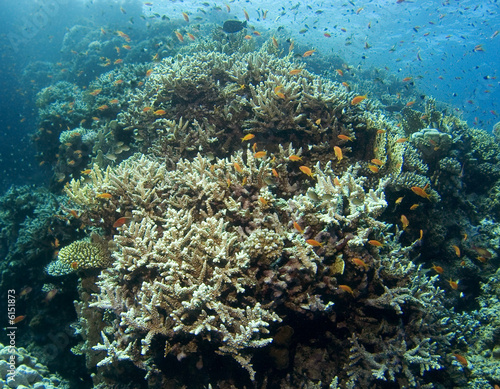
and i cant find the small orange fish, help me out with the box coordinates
[324,32,331,38]
[395,196,404,205]
[44,289,58,303]
[114,79,124,85]
[272,36,278,49]
[377,129,386,134]
[448,279,459,290]
[334,146,343,162]
[12,315,26,324]
[299,165,314,178]
[142,106,152,112]
[339,285,354,295]
[252,143,257,153]
[452,245,460,257]
[174,30,184,42]
[368,165,379,173]
[315,118,321,125]
[253,31,261,36]
[289,69,302,75]
[272,168,279,178]
[368,239,383,247]
[122,44,131,50]
[338,134,353,141]
[302,49,316,57]
[306,239,323,247]
[241,133,255,142]
[402,77,413,82]
[154,109,166,115]
[113,217,131,228]
[114,59,123,65]
[334,177,341,187]
[336,69,344,76]
[259,197,268,206]
[254,151,267,158]
[351,95,367,105]
[233,162,243,173]
[70,210,79,219]
[431,264,444,274]
[96,193,113,199]
[371,158,384,166]
[19,287,32,297]
[293,221,304,234]
[453,353,468,367]
[406,101,416,107]
[243,8,249,21]
[109,99,119,104]
[400,214,409,230]
[90,89,102,96]
[411,185,431,200]
[352,258,368,270]
[395,137,408,143]
[419,229,424,240]
[410,204,419,210]
[187,33,195,41]
[289,155,302,161]
[116,30,131,42]
[244,35,252,40]
[97,104,109,111]
[70,261,79,270]
[182,12,189,22]
[146,69,153,77]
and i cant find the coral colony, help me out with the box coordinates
[2,26,500,389]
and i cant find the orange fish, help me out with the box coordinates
[324,32,331,38]
[272,36,279,49]
[336,69,344,76]
[182,12,189,22]
[174,30,184,42]
[351,95,367,105]
[96,193,112,199]
[302,49,316,57]
[244,35,252,40]
[254,151,267,158]
[452,245,460,257]
[306,239,323,247]
[253,31,261,36]
[338,134,353,141]
[448,279,459,290]
[293,221,304,234]
[368,239,383,247]
[402,77,413,82]
[142,106,152,112]
[419,229,424,240]
[154,109,166,115]
[411,185,431,200]
[19,287,32,297]
[289,155,302,161]
[243,9,249,21]
[368,165,379,173]
[259,197,268,206]
[352,258,368,270]
[114,59,123,64]
[187,33,195,41]
[44,289,58,303]
[406,101,416,107]
[299,165,314,178]
[315,119,321,125]
[339,285,354,295]
[146,69,153,77]
[117,30,131,42]
[122,45,131,50]
[272,168,279,178]
[334,146,343,162]
[97,104,109,111]
[113,217,131,228]
[371,158,384,166]
[400,214,409,230]
[431,264,444,274]
[453,353,468,367]
[289,69,302,75]
[233,162,243,173]
[12,315,26,324]
[241,133,255,142]
[114,79,124,85]
[90,89,102,96]
[109,99,119,104]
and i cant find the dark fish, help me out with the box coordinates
[222,20,247,33]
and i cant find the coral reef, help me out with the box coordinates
[0,342,69,389]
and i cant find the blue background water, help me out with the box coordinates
[0,0,498,188]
